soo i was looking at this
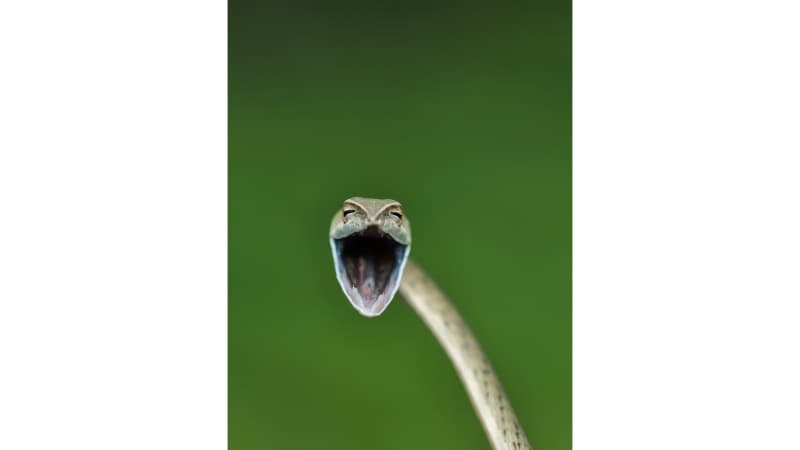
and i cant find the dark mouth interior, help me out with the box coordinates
[334,226,407,302]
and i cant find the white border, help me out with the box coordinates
[0,1,227,448]
[575,0,800,448]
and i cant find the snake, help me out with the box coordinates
[330,197,532,450]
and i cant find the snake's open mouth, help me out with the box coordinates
[331,225,410,317]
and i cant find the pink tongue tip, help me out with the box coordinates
[359,287,374,302]
[358,276,377,304]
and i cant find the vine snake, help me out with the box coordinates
[330,197,532,450]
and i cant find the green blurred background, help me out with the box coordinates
[230,2,570,449]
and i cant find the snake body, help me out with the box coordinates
[400,260,532,450]
[330,197,531,450]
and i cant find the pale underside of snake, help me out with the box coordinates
[330,197,532,450]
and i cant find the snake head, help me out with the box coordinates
[329,197,411,317]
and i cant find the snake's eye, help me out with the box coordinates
[343,209,356,217]
[390,211,402,219]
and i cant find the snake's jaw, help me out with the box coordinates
[330,225,410,317]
